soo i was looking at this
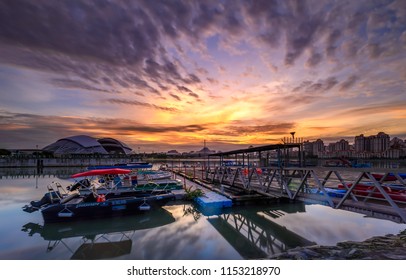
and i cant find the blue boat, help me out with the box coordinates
[87,162,153,170]
[308,187,347,198]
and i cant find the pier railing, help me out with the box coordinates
[204,166,406,223]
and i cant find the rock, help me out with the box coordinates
[268,232,406,260]
[381,253,406,260]
[347,248,365,259]
[302,248,321,258]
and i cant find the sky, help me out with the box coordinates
[0,0,405,153]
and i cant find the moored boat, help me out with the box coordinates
[307,187,347,198]
[38,191,175,223]
[87,162,153,170]
[72,168,131,178]
[367,173,406,182]
[338,182,406,202]
[22,169,176,223]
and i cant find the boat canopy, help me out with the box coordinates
[71,168,131,178]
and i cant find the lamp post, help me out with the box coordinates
[290,132,296,143]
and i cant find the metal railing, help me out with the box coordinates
[205,166,406,223]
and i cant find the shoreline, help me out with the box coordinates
[268,229,406,260]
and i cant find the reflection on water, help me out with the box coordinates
[194,203,314,258]
[1,171,405,259]
[0,167,85,179]
[22,203,307,260]
[22,208,176,260]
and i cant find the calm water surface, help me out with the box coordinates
[0,171,405,260]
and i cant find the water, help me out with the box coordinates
[0,171,405,260]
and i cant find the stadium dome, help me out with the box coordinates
[42,135,132,155]
[98,138,132,154]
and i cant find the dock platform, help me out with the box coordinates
[196,191,232,208]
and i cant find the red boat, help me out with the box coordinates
[338,182,406,202]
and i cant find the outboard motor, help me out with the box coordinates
[22,191,61,213]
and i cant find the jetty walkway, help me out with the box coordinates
[172,165,406,224]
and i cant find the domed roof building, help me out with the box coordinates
[98,137,132,154]
[42,135,132,155]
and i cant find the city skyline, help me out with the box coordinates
[1,0,405,152]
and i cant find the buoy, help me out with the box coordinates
[139,204,151,211]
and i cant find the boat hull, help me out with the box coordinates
[338,183,406,202]
[40,193,175,223]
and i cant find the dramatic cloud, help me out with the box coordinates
[50,78,112,93]
[210,121,296,137]
[0,0,404,150]
[177,85,200,100]
[169,93,182,101]
[0,110,209,147]
[339,75,359,91]
[104,98,178,112]
[292,77,339,93]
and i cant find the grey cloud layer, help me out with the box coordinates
[1,0,403,100]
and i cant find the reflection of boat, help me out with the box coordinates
[72,239,132,259]
[338,182,406,202]
[21,208,175,259]
[23,169,176,223]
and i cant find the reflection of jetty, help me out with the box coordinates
[206,204,315,258]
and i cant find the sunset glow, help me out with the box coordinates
[0,0,405,152]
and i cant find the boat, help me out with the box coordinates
[82,168,179,194]
[82,165,179,190]
[22,169,176,223]
[87,162,153,170]
[137,170,172,181]
[69,168,182,194]
[307,187,347,198]
[367,173,406,182]
[159,163,168,171]
[337,182,406,202]
[71,168,131,178]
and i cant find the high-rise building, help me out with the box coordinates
[313,139,325,156]
[336,139,350,151]
[354,134,365,153]
[303,139,325,157]
[354,132,390,154]
[372,132,390,153]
